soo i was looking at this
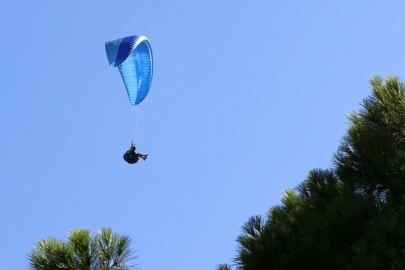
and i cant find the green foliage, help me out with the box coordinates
[27,227,137,270]
[335,76,405,205]
[27,238,73,270]
[94,227,135,270]
[218,76,405,269]
[216,264,233,270]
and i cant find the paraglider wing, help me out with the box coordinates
[105,35,153,105]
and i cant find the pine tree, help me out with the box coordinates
[219,76,405,270]
[27,227,137,270]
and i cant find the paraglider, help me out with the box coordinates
[123,143,148,164]
[105,35,153,164]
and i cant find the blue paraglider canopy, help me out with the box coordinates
[105,35,153,105]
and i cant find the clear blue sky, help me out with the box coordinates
[1,1,405,269]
